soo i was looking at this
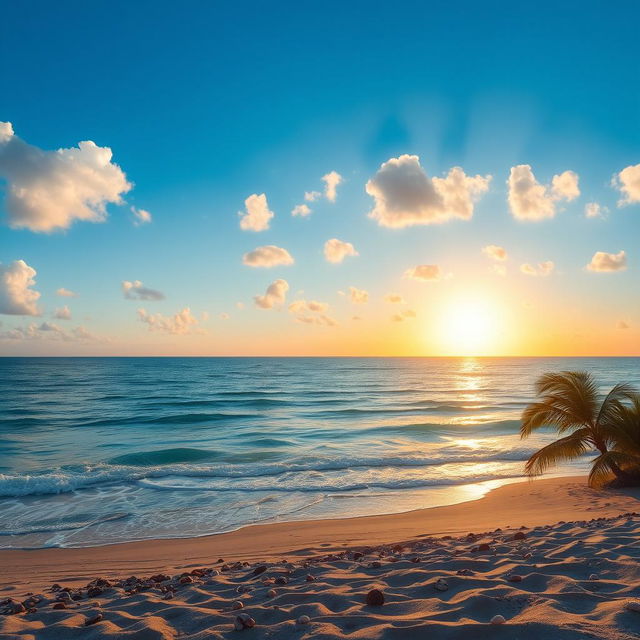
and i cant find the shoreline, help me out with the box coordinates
[2,475,639,596]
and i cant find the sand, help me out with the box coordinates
[1,476,640,639]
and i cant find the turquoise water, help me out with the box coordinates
[0,357,638,548]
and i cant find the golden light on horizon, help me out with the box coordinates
[437,296,501,356]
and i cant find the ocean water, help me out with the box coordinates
[0,357,638,549]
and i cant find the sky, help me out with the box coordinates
[0,0,639,356]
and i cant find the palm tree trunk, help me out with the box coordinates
[595,441,631,484]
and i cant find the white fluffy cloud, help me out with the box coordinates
[404,264,441,281]
[288,299,336,326]
[131,206,152,225]
[305,190,321,202]
[0,321,100,342]
[324,238,358,263]
[349,286,368,304]
[507,165,579,221]
[613,164,640,205]
[322,171,343,202]
[137,307,199,334]
[254,279,289,309]
[520,261,555,277]
[238,193,274,231]
[482,245,507,261]
[366,155,490,228]
[586,250,627,272]
[54,305,71,320]
[392,309,417,322]
[384,293,404,304]
[56,287,78,298]
[585,202,607,219]
[0,260,41,315]
[242,245,294,268]
[122,280,165,301]
[0,122,132,232]
[291,204,311,217]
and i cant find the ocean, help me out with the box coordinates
[0,357,638,549]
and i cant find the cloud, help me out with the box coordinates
[242,245,294,268]
[490,264,507,277]
[288,299,336,326]
[384,293,405,304]
[482,245,508,261]
[520,261,555,277]
[507,165,579,221]
[324,238,358,263]
[585,250,627,272]
[291,204,311,217]
[54,305,71,320]
[0,121,132,232]
[289,299,329,314]
[0,321,100,342]
[322,171,343,202]
[137,307,199,334]
[131,206,152,225]
[56,287,78,298]
[617,320,630,330]
[0,260,41,315]
[122,280,165,301]
[254,279,289,309]
[304,191,321,202]
[238,193,274,231]
[404,264,441,281]
[585,202,607,219]
[392,309,417,322]
[349,286,369,304]
[613,164,640,205]
[366,154,490,228]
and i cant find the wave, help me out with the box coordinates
[0,512,129,536]
[0,448,542,498]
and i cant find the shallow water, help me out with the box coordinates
[0,357,637,548]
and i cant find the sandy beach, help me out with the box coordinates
[2,476,640,639]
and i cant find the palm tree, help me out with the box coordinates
[520,371,639,487]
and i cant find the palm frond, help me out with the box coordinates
[588,450,640,488]
[595,383,639,434]
[524,430,591,477]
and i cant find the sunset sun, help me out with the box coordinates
[439,297,500,355]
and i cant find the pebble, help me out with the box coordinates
[589,574,599,580]
[625,601,640,613]
[266,589,276,598]
[365,589,385,606]
[491,614,506,625]
[512,532,527,541]
[434,578,449,592]
[297,614,311,625]
[231,600,244,610]
[507,574,523,583]
[85,612,103,626]
[252,565,267,576]
[306,574,316,582]
[234,612,256,630]
[52,602,67,610]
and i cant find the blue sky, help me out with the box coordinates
[1,1,639,355]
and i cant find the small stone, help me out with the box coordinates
[235,612,255,630]
[507,574,523,583]
[589,574,599,580]
[411,557,420,563]
[370,561,382,569]
[275,576,288,585]
[365,589,385,606]
[490,614,506,625]
[87,587,103,598]
[476,543,491,552]
[163,592,174,600]
[457,569,474,576]
[297,614,311,625]
[305,574,315,582]
[512,532,526,541]
[179,575,193,584]
[266,589,276,598]
[625,601,640,612]
[353,552,364,561]
[434,578,449,592]
[52,602,67,610]
[85,612,103,626]
[253,565,267,576]
[9,602,26,614]
[232,600,244,610]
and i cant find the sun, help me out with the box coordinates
[438,296,500,356]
